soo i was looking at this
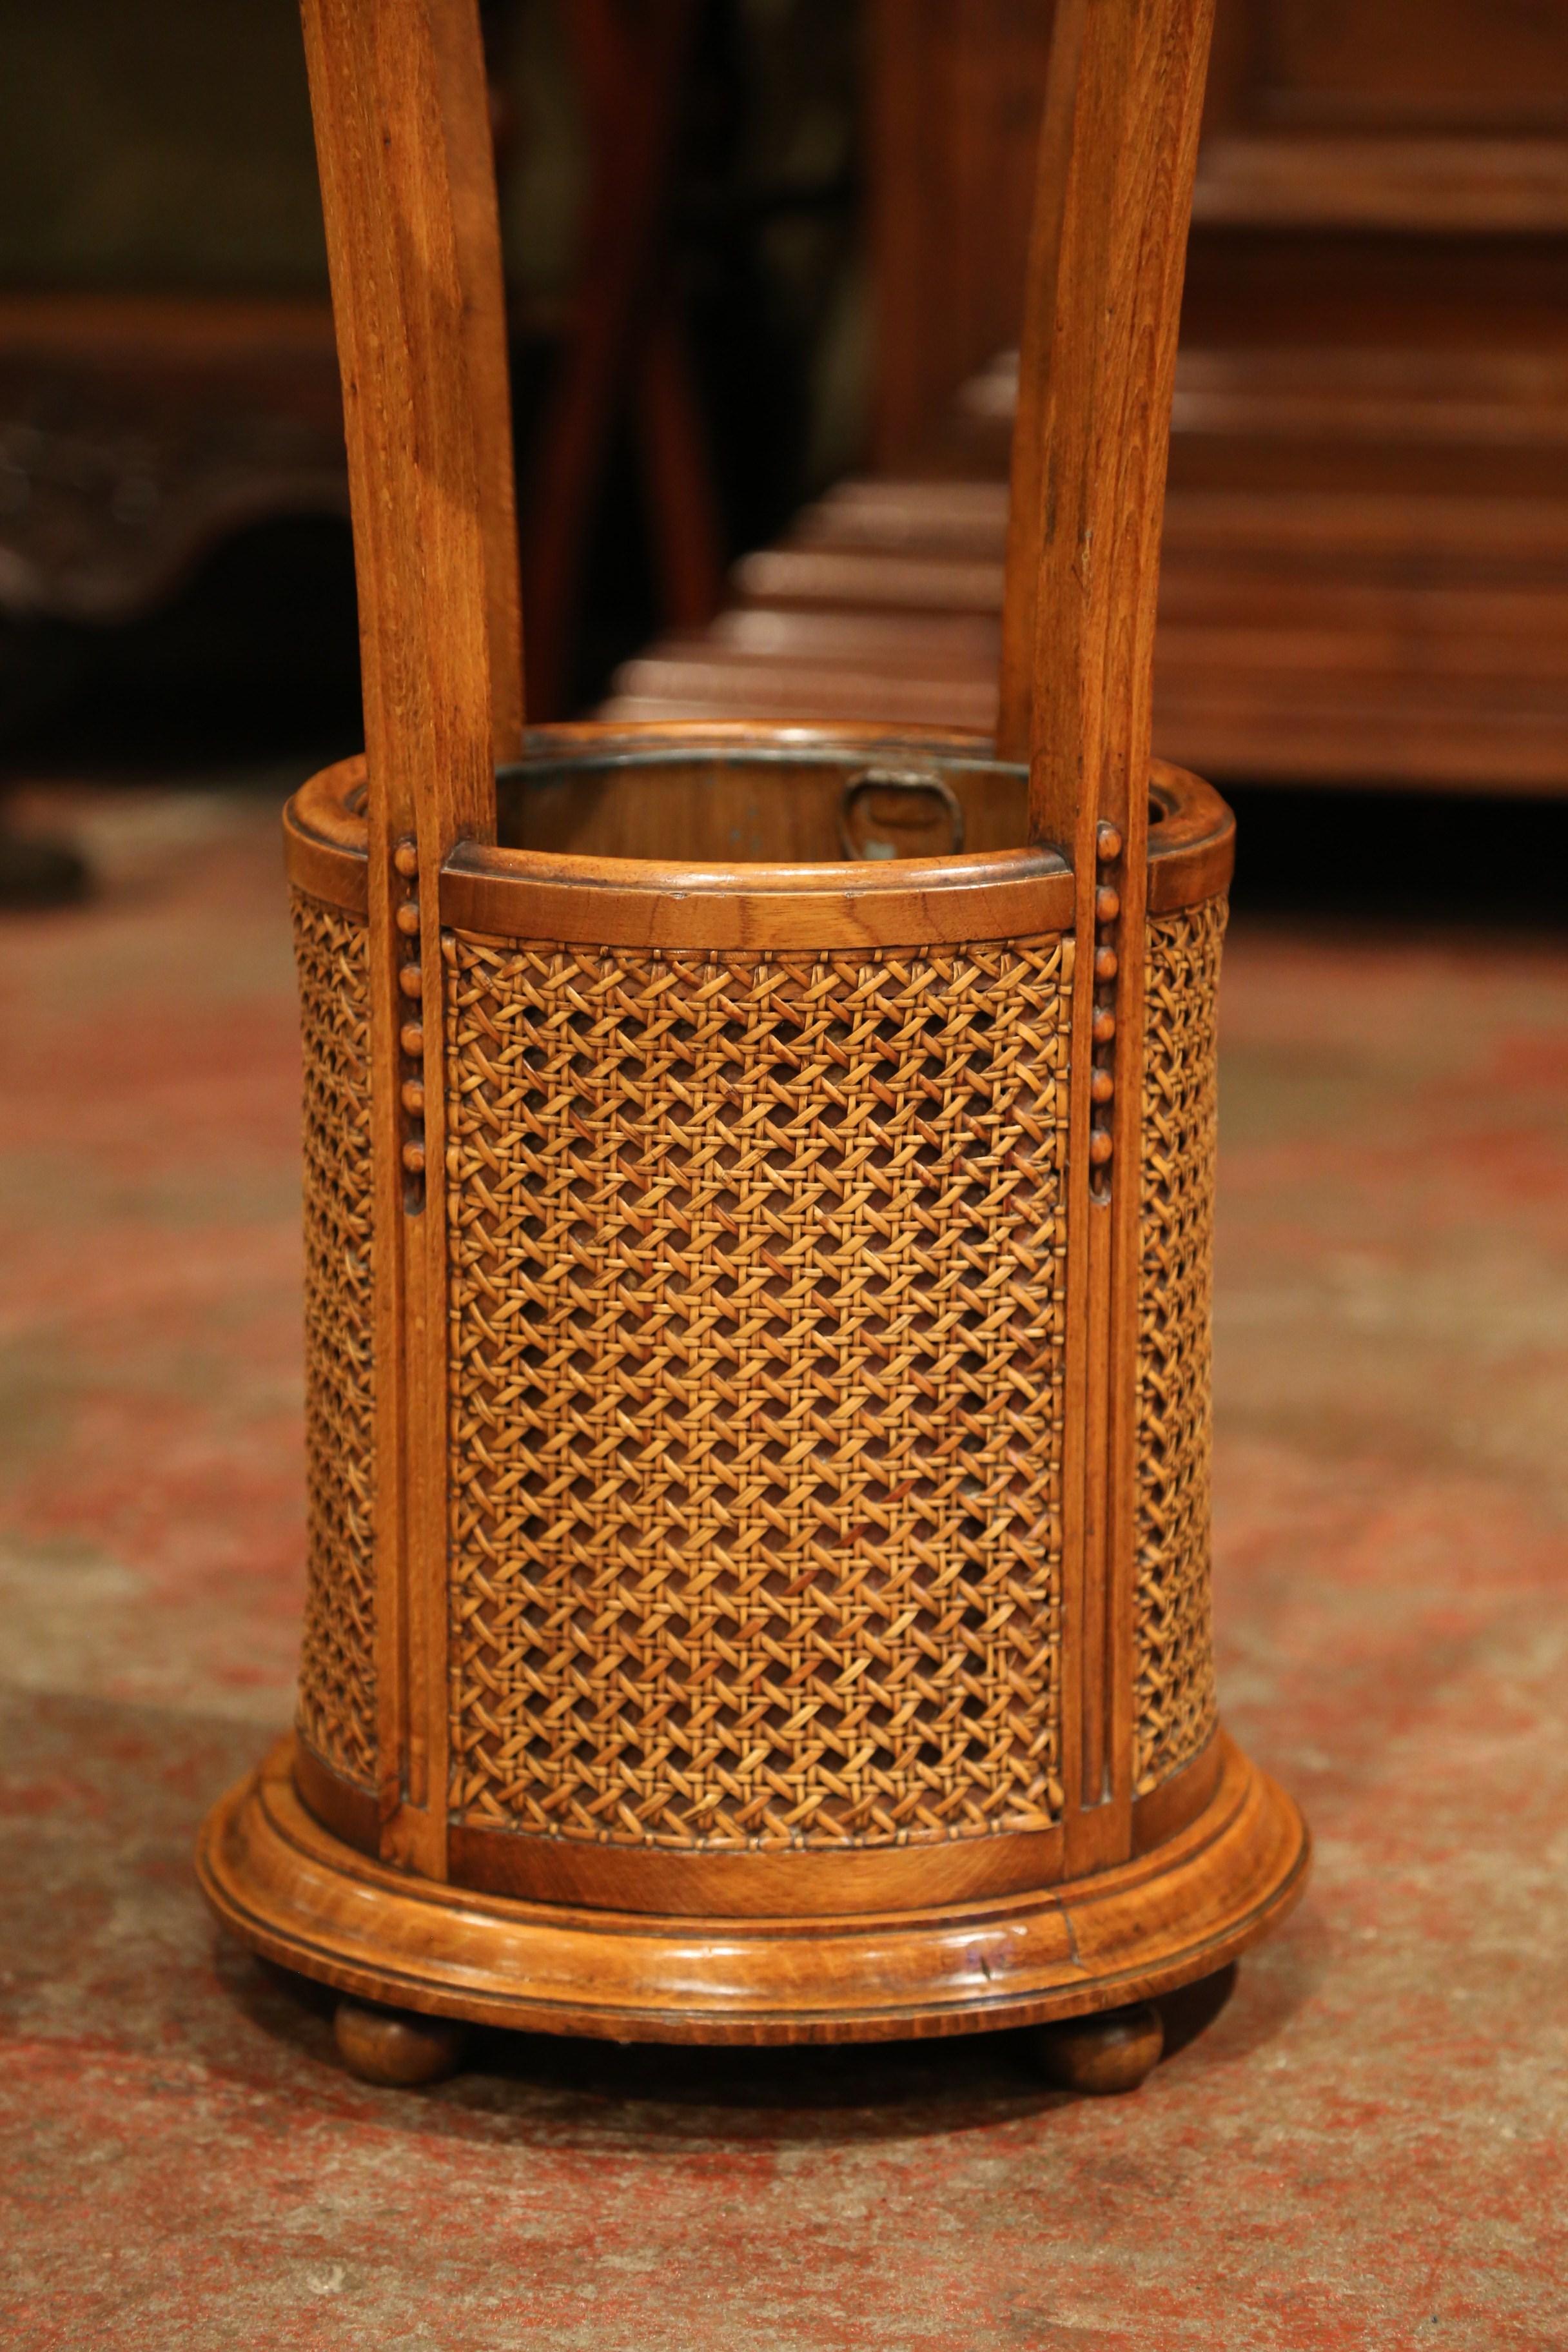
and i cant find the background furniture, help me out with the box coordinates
[520,0,721,718]
[8,1,1560,786]
[0,0,849,736]
[614,0,1568,792]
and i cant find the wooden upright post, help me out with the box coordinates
[299,0,518,1876]
[998,0,1217,1867]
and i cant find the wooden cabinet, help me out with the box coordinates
[846,0,1568,789]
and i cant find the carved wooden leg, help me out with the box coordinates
[1026,2001,1164,2095]
[333,1996,469,2086]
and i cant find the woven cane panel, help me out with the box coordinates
[1134,899,1225,1794]
[292,892,377,1788]
[445,934,1072,1851]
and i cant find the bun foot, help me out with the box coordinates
[333,1996,469,2086]
[1027,2000,1164,2095]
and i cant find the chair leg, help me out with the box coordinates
[333,1996,470,2087]
[1026,2001,1165,2095]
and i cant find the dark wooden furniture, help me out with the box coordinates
[0,2,723,731]
[0,293,345,628]
[520,0,724,719]
[197,0,1307,2084]
[613,0,1568,793]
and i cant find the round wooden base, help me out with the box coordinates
[197,1733,1308,2047]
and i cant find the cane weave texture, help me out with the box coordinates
[443,932,1072,1850]
[292,892,378,1789]
[1134,898,1224,1793]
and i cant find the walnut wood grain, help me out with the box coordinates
[427,0,524,760]
[201,1732,1307,2045]
[300,0,504,1881]
[994,0,1216,1879]
[1026,2001,1165,2095]
[293,1737,381,1857]
[440,844,1070,950]
[282,741,1235,925]
[1130,1731,1224,1857]
[446,1821,1070,1920]
[200,0,1304,2063]
[334,1997,469,2084]
[999,0,1216,792]
[295,1725,1231,1914]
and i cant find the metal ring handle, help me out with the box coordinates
[838,768,966,861]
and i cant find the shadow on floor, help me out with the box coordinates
[210,1943,1269,2155]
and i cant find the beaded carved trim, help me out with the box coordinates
[1134,898,1224,1793]
[292,892,377,1788]
[444,934,1072,1850]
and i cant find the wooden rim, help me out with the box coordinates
[197,1730,1308,2046]
[441,847,1070,949]
[282,725,1233,928]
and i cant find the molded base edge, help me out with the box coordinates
[196,1732,1309,2046]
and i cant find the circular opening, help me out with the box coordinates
[495,741,1032,868]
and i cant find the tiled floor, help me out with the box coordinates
[2,786,1564,2349]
